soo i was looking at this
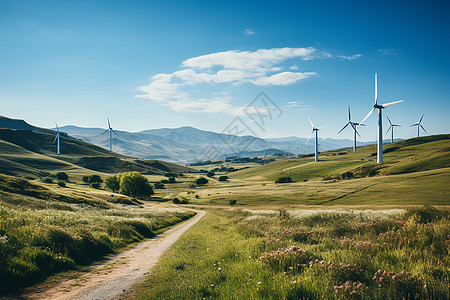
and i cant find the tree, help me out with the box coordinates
[194,177,208,186]
[168,177,176,183]
[218,175,228,181]
[57,180,66,187]
[88,175,103,184]
[82,176,89,183]
[105,176,120,193]
[154,182,165,189]
[91,182,101,189]
[118,172,154,199]
[275,176,292,183]
[206,171,215,177]
[56,172,69,181]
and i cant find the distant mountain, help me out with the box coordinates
[0,115,59,135]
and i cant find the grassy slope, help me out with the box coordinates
[0,129,194,179]
[188,135,450,207]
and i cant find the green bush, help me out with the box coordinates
[57,180,66,187]
[229,200,237,205]
[275,176,292,183]
[154,182,165,189]
[55,172,69,181]
[161,179,169,184]
[194,177,208,186]
[218,175,228,181]
[117,172,154,199]
[172,197,180,204]
[90,182,101,189]
[206,171,215,177]
[82,176,89,183]
[42,177,53,184]
[168,177,176,183]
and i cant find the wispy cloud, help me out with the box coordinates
[378,48,394,55]
[337,54,362,60]
[286,101,311,110]
[136,47,335,114]
[245,28,255,35]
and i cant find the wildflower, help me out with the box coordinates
[211,284,214,287]
[218,268,221,271]
[258,282,262,285]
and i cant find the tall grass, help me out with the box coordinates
[135,207,449,299]
[0,203,195,294]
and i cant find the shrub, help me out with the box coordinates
[368,169,377,177]
[229,200,237,205]
[88,175,103,184]
[57,180,66,187]
[172,197,180,204]
[154,182,165,189]
[55,172,69,181]
[194,177,208,186]
[82,176,89,183]
[218,175,228,181]
[168,177,176,183]
[42,177,53,184]
[105,176,120,193]
[161,179,169,184]
[164,172,178,178]
[206,171,215,177]
[275,176,292,183]
[90,182,101,189]
[341,171,353,179]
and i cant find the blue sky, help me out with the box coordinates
[0,0,449,142]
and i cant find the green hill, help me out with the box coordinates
[230,134,450,182]
[0,128,194,178]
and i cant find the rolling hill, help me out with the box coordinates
[0,128,195,179]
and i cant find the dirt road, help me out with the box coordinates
[25,210,205,300]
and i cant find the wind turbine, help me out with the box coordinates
[53,122,60,155]
[337,105,365,151]
[410,114,427,137]
[386,115,401,143]
[306,117,325,162]
[102,118,119,152]
[360,73,403,163]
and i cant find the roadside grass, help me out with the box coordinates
[135,207,449,299]
[0,177,195,294]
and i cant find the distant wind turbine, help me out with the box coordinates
[306,117,325,162]
[410,114,427,137]
[337,105,365,151]
[386,116,401,143]
[102,118,119,152]
[360,73,403,163]
[53,122,60,155]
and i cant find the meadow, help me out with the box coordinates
[0,174,195,294]
[135,207,449,299]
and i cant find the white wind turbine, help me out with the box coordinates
[102,118,119,152]
[360,73,403,163]
[337,105,365,151]
[53,122,60,155]
[410,114,427,137]
[306,117,325,162]
[386,115,401,143]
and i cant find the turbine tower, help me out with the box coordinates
[337,105,365,151]
[410,114,427,137]
[360,73,403,163]
[306,117,325,162]
[386,115,401,143]
[53,122,60,155]
[102,118,119,152]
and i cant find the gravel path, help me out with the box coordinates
[25,210,205,300]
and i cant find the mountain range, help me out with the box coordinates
[1,115,392,163]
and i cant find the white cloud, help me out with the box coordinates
[245,28,255,35]
[136,47,331,114]
[337,54,362,60]
[378,49,394,55]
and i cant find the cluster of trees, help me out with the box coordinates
[105,172,154,199]
[42,172,70,187]
[275,176,293,183]
[83,175,103,189]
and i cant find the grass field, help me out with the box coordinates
[0,174,196,294]
[135,207,449,299]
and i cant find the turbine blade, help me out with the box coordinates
[55,122,59,132]
[305,130,314,145]
[355,128,361,138]
[420,124,427,133]
[317,126,326,130]
[374,73,378,106]
[419,114,424,123]
[386,126,392,134]
[337,123,349,134]
[107,118,111,129]
[360,107,375,125]
[348,105,351,122]
[386,115,392,125]
[308,117,314,128]
[102,129,109,135]
[381,100,403,108]
[53,133,59,143]
[112,129,119,137]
